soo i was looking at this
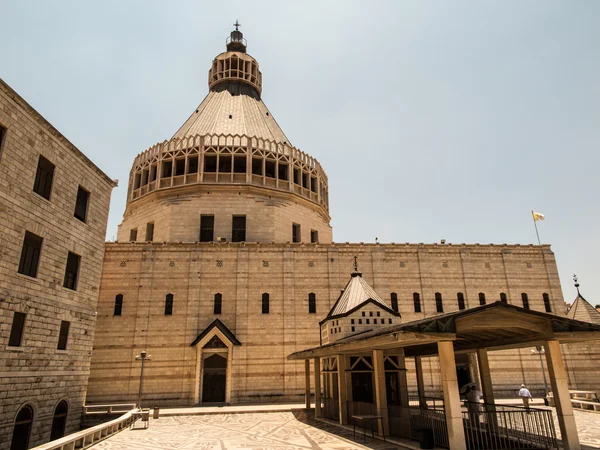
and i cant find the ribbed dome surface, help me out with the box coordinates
[171,82,290,144]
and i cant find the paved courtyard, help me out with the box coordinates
[92,408,600,450]
[93,411,403,450]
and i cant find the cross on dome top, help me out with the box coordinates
[227,19,247,53]
[234,19,241,31]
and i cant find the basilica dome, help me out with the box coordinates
[118,25,331,244]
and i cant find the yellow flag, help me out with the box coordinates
[532,211,545,222]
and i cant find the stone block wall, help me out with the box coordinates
[87,241,586,407]
[0,79,114,449]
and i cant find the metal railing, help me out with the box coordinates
[462,402,558,449]
[388,404,449,448]
[408,396,445,410]
[346,400,377,418]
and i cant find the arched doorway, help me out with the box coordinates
[50,400,68,441]
[202,353,227,403]
[10,404,34,450]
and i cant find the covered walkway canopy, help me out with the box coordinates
[289,302,600,450]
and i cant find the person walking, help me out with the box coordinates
[466,385,484,425]
[519,384,532,409]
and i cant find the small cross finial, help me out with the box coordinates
[234,20,241,31]
[573,274,581,295]
[353,255,358,272]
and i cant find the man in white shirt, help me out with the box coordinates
[518,384,532,409]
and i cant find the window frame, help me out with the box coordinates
[457,292,466,310]
[129,228,137,242]
[18,231,43,278]
[165,293,174,315]
[114,294,123,316]
[478,292,486,306]
[292,223,301,243]
[500,292,508,304]
[145,222,155,242]
[200,215,215,242]
[310,229,319,243]
[413,292,421,313]
[521,292,530,310]
[232,215,246,242]
[308,293,316,314]
[57,320,70,350]
[543,293,552,313]
[261,293,270,314]
[214,293,222,315]
[33,154,55,201]
[390,292,399,312]
[0,123,6,162]
[435,292,444,313]
[63,251,81,291]
[73,185,90,223]
[8,312,27,347]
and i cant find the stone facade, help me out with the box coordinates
[0,79,114,449]
[87,242,573,405]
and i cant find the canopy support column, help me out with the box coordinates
[477,348,498,430]
[314,357,321,418]
[415,356,426,409]
[373,349,390,436]
[304,359,311,409]
[337,355,348,424]
[544,339,580,450]
[438,341,467,450]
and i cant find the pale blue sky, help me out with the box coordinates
[1,1,598,304]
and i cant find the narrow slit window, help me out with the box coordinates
[413,293,421,313]
[145,222,154,241]
[165,293,174,315]
[500,292,508,304]
[435,292,444,313]
[478,292,486,306]
[214,293,222,314]
[293,168,300,185]
[33,155,55,200]
[232,215,246,242]
[292,223,301,243]
[74,186,90,223]
[129,228,137,242]
[310,177,317,193]
[114,294,123,316]
[457,292,466,310]
[200,215,215,242]
[543,293,552,313]
[310,230,318,243]
[302,172,308,188]
[149,165,157,182]
[9,312,26,347]
[18,231,43,278]
[521,293,530,310]
[262,293,270,314]
[390,292,399,312]
[0,124,6,162]
[134,173,141,189]
[308,293,316,314]
[63,252,81,291]
[57,320,70,350]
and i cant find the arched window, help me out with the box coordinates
[521,293,530,310]
[543,293,552,312]
[165,293,173,315]
[262,293,270,314]
[435,293,444,313]
[11,404,34,450]
[50,400,68,441]
[390,293,399,312]
[457,293,465,310]
[500,292,508,304]
[114,294,123,316]
[413,293,421,313]
[478,292,486,306]
[214,293,222,315]
[308,293,316,314]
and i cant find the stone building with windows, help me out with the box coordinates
[86,27,598,408]
[0,79,115,449]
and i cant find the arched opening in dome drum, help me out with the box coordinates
[175,158,185,176]
[219,155,232,172]
[187,156,198,173]
[278,163,288,180]
[204,155,217,172]
[252,158,262,175]
[265,160,275,179]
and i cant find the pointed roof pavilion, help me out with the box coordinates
[566,275,600,325]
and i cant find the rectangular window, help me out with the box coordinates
[200,215,215,242]
[165,294,173,315]
[388,318,392,324]
[457,293,466,310]
[114,294,123,316]
[187,156,199,173]
[435,292,444,313]
[292,223,301,243]
[262,293,270,314]
[500,292,508,304]
[521,293,530,310]
[18,231,43,278]
[145,222,154,241]
[310,230,319,243]
[214,293,222,314]
[74,186,90,222]
[413,293,421,313]
[478,292,486,306]
[308,293,316,314]
[8,312,26,347]
[366,319,370,324]
[265,160,276,178]
[149,165,157,182]
[351,319,355,324]
[232,215,246,242]
[278,163,288,180]
[33,155,55,200]
[161,160,173,177]
[57,320,70,350]
[0,124,6,162]
[233,156,246,173]
[351,326,355,332]
[204,155,217,172]
[63,252,81,291]
[252,158,262,175]
[358,319,362,324]
[293,168,300,185]
[543,293,552,313]
[175,158,185,176]
[129,228,138,242]
[219,155,232,173]
[390,293,398,312]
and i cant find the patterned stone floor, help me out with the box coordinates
[93,411,406,450]
[555,409,600,449]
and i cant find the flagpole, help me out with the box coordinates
[531,210,541,245]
